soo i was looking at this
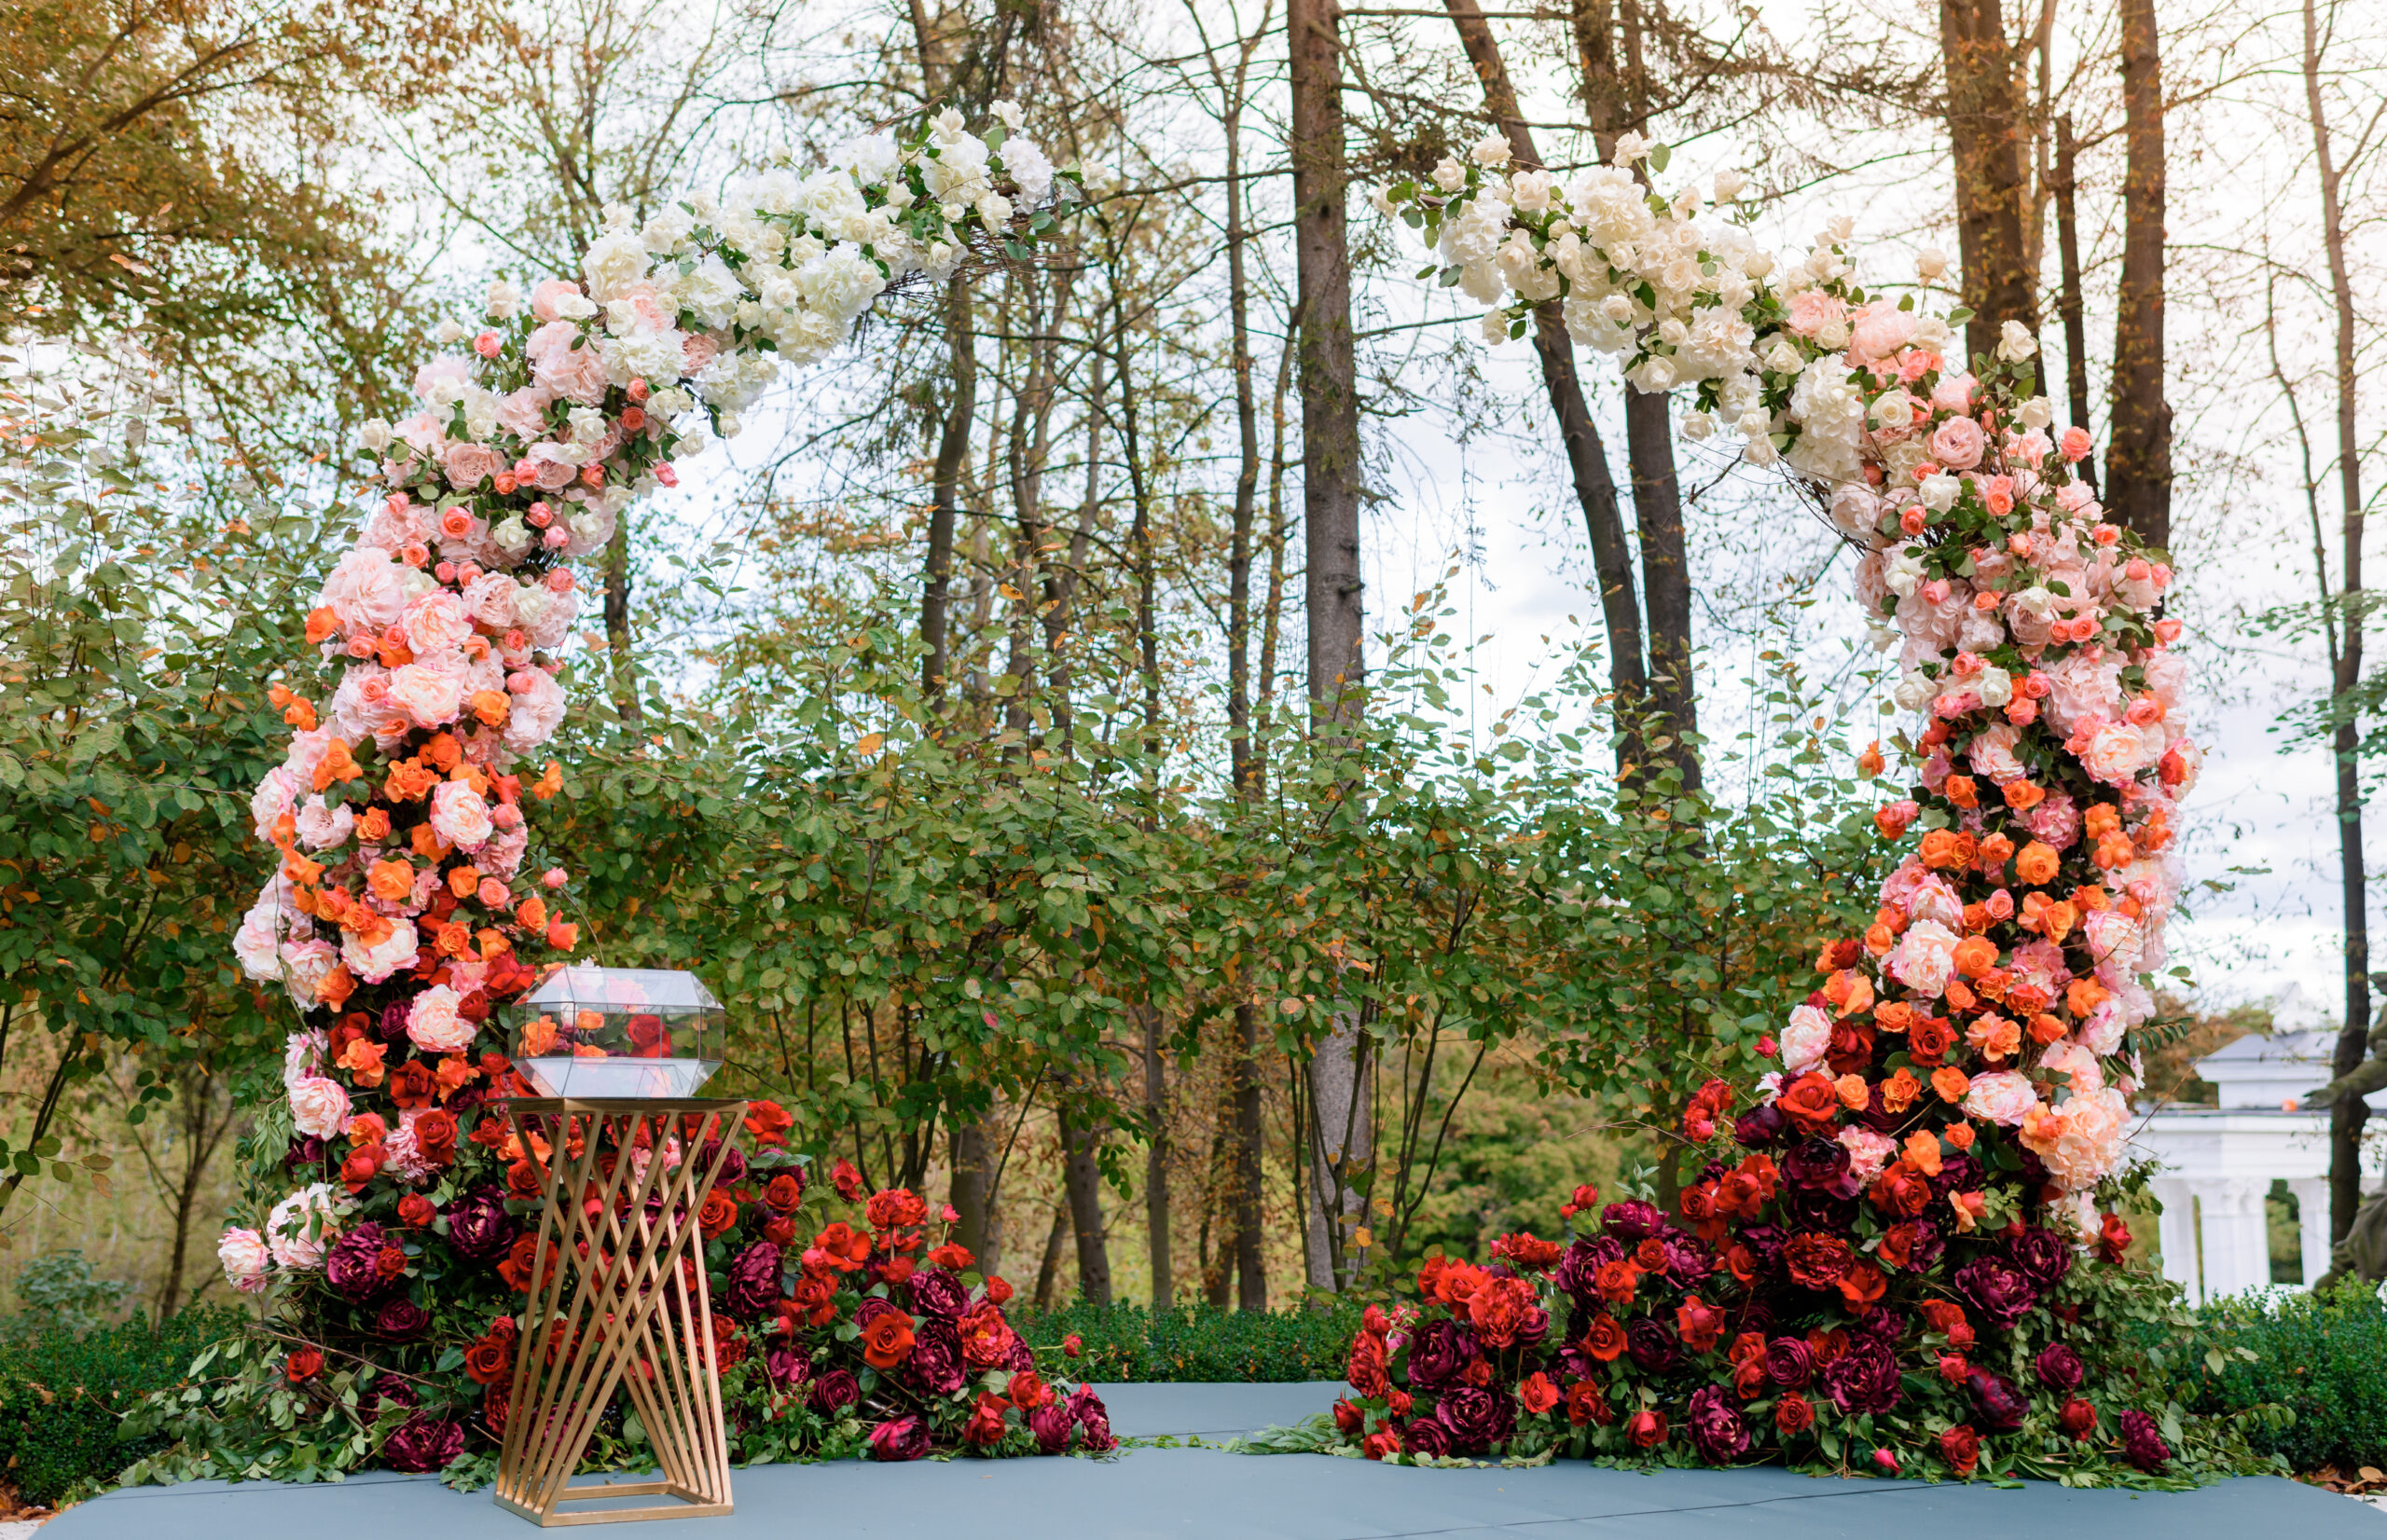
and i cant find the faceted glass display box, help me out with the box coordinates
[506,965,724,1099]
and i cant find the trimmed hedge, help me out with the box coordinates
[2188,1283,2387,1474]
[0,1306,244,1507]
[1012,1301,1361,1383]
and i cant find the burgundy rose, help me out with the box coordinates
[325,1223,393,1301]
[1966,1368,2028,1433]
[2034,1342,2085,1394]
[2008,1228,2075,1290]
[1069,1386,1116,1453]
[1737,1225,1787,1276]
[1601,1200,1664,1243]
[1434,1385,1513,1453]
[283,1134,328,1175]
[1929,1152,1983,1199]
[443,1186,517,1261]
[855,1296,899,1328]
[1782,1188,1857,1231]
[905,1318,967,1396]
[376,1002,410,1043]
[1953,1258,2037,1330]
[1733,1103,1787,1148]
[1554,1237,1624,1301]
[1404,1416,1452,1458]
[361,1379,419,1421]
[1897,1217,1946,1272]
[1686,1384,1749,1464]
[1028,1403,1075,1453]
[1406,1319,1479,1388]
[1002,1331,1036,1372]
[2118,1408,2170,1472]
[811,1368,861,1415]
[1625,1316,1681,1374]
[375,1298,430,1341]
[1820,1340,1902,1415]
[697,1139,747,1186]
[1783,1136,1853,1193]
[383,1416,465,1473]
[1763,1336,1813,1390]
[906,1266,970,1320]
[722,1242,783,1320]
[765,1347,812,1392]
[1660,1232,1712,1286]
[866,1414,931,1462]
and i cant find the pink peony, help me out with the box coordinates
[218,1227,271,1293]
[460,571,519,629]
[343,917,421,983]
[429,779,495,850]
[402,590,474,656]
[2082,907,2145,969]
[1928,416,1986,471]
[1785,290,1847,339]
[1836,1127,1897,1184]
[2020,789,2082,849]
[413,354,471,401]
[2079,719,2156,785]
[386,662,465,730]
[289,1074,352,1138]
[682,333,722,375]
[407,984,477,1054]
[318,545,411,634]
[1962,1070,2042,1126]
[503,667,568,751]
[2040,652,2121,734]
[1928,372,1978,414]
[280,939,339,1009]
[294,795,354,852]
[534,336,610,406]
[1965,722,2025,785]
[531,278,585,322]
[1848,300,1916,364]
[495,384,557,443]
[444,441,507,490]
[1886,919,1960,997]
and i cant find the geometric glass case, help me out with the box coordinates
[506,965,724,1099]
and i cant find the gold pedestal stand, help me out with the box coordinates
[492,1097,748,1527]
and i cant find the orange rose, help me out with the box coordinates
[861,1309,917,1369]
[1930,1066,1972,1103]
[1907,1018,1955,1064]
[1593,1258,1640,1304]
[1580,1313,1628,1362]
[1951,935,1998,978]
[2002,778,2046,811]
[1776,1071,1842,1134]
[1942,775,1979,809]
[697,1189,739,1239]
[1837,1259,1886,1312]
[2014,839,2060,886]
[366,857,413,902]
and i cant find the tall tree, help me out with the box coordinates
[1938,0,2039,358]
[1288,0,1372,1290]
[2050,113,2097,495]
[2104,0,2170,547]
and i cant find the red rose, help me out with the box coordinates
[1626,1409,1668,1449]
[2098,1213,2132,1264]
[388,1059,436,1110]
[1387,1389,1413,1416]
[696,1189,738,1239]
[864,1188,928,1230]
[1347,1330,1390,1396]
[1732,1354,1769,1398]
[985,1274,1014,1305]
[374,1244,407,1280]
[1917,1298,1975,1350]
[1517,1371,1559,1415]
[1826,1018,1875,1075]
[1774,1392,1814,1436]
[959,1302,1016,1368]
[340,1144,386,1194]
[284,1348,324,1382]
[505,1158,546,1201]
[743,1100,793,1148]
[1489,1232,1563,1271]
[2059,1397,2099,1439]
[1009,1369,1052,1409]
[396,1193,436,1228]
[1777,1072,1842,1134]
[1361,1428,1401,1461]
[807,1221,869,1272]
[1594,1258,1639,1304]
[1675,1296,1725,1354]
[962,1390,1008,1446]
[1558,1182,1601,1219]
[765,1174,805,1212]
[1783,1231,1854,1291]
[1837,1260,1886,1313]
[482,1382,510,1437]
[861,1308,917,1369]
[711,1313,748,1368]
[831,1158,863,1202]
[1937,1353,1970,1385]
[1870,1166,1932,1219]
[1908,1018,1956,1063]
[1939,1423,1980,1474]
[498,1235,552,1292]
[413,1109,458,1166]
[1467,1275,1541,1348]
[783,1269,837,1327]
[1580,1313,1627,1362]
[1061,1330,1082,1359]
[1333,1397,1363,1435]
[464,1332,515,1385]
[763,1215,797,1246]
[1566,1380,1612,1426]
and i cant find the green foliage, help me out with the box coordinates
[2,1248,128,1338]
[0,1304,242,1506]
[2187,1282,2387,1473]
[1013,1301,1362,1383]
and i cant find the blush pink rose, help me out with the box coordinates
[318,546,410,634]
[1929,372,1978,414]
[386,662,464,729]
[218,1227,271,1293]
[1886,919,1960,998]
[534,337,610,406]
[1928,416,1986,471]
[402,591,473,655]
[1785,290,1847,339]
[495,384,557,443]
[342,918,420,983]
[2080,720,2155,785]
[288,1074,352,1138]
[407,983,477,1054]
[682,334,722,376]
[444,442,507,489]
[1966,722,2025,784]
[429,779,495,850]
[531,278,586,322]
[1962,1070,2042,1126]
[413,354,470,402]
[1848,300,1915,364]
[503,668,568,751]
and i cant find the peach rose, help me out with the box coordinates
[407,983,477,1054]
[1886,919,1960,997]
[429,779,494,850]
[289,1074,352,1138]
[444,441,507,490]
[342,917,421,983]
[1927,416,1986,471]
[386,662,464,730]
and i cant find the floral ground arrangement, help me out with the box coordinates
[145,106,1111,1483]
[1299,139,2296,1488]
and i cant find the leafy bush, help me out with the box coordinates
[2188,1283,2387,1473]
[0,1305,243,1506]
[1014,1301,1360,1383]
[2,1250,130,1340]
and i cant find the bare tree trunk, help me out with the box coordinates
[2303,0,2369,1244]
[1625,391,1697,790]
[1031,1199,1072,1311]
[924,276,976,698]
[601,525,640,722]
[1290,0,1371,1293]
[2104,0,2170,548]
[1939,0,2039,358]
[1448,0,1649,773]
[951,1119,992,1263]
[1233,1000,1267,1309]
[1059,1105,1112,1304]
[2052,114,2097,495]
[1141,1009,1172,1304]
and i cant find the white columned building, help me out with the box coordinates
[2132,1028,2387,1302]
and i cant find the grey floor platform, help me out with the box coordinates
[45,1382,2384,1539]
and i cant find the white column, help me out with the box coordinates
[2148,1176,2201,1302]
[2197,1178,2270,1298]
[2288,1177,2334,1286]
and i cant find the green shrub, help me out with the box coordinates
[3,1251,130,1340]
[1013,1300,1361,1383]
[2187,1283,2387,1473]
[0,1305,243,1506]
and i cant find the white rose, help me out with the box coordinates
[1996,319,2038,361]
[1916,247,1949,282]
[1918,474,1961,513]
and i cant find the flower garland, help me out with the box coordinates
[212,106,1111,1469]
[1317,138,2221,1480]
